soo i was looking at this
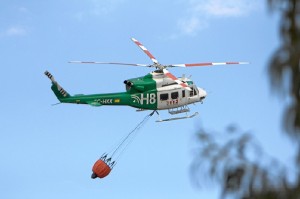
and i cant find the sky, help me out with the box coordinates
[0,0,292,199]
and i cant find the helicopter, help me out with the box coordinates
[45,38,248,122]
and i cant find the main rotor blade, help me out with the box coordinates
[131,38,159,64]
[163,69,191,91]
[170,62,249,67]
[69,61,149,67]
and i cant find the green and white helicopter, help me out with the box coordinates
[45,38,247,122]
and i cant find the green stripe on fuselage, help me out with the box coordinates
[60,90,158,110]
[57,73,159,110]
[60,92,131,107]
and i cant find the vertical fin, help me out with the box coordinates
[44,71,71,100]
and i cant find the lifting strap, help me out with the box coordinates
[110,110,155,160]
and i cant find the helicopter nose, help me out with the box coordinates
[198,88,207,101]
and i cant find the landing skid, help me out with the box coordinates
[156,112,199,122]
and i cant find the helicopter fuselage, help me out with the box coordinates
[46,70,207,111]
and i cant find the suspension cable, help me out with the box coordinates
[110,111,155,159]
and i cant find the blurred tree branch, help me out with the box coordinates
[192,0,300,198]
[268,0,300,137]
[191,126,289,199]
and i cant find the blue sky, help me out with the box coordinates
[0,0,292,199]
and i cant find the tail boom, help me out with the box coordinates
[45,71,131,107]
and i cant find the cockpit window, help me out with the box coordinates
[190,87,198,97]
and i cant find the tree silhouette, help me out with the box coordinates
[192,1,300,198]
